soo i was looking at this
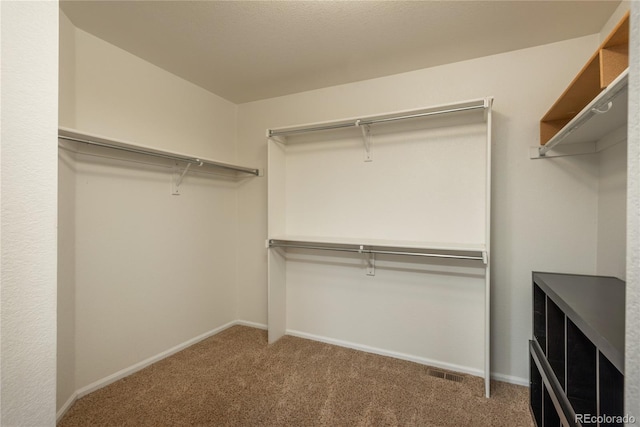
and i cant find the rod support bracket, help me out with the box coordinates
[172,162,195,195]
[359,245,375,276]
[367,252,375,276]
[356,120,372,162]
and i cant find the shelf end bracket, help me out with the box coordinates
[356,120,373,162]
[359,245,375,276]
[172,160,202,195]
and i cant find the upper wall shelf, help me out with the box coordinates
[268,98,491,139]
[58,127,261,176]
[533,12,629,159]
[268,235,488,264]
[531,69,628,159]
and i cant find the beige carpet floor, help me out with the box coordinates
[59,325,534,426]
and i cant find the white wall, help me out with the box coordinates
[625,0,640,419]
[0,1,58,425]
[237,35,605,383]
[72,29,237,161]
[57,17,243,412]
[597,141,627,279]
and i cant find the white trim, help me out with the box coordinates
[56,391,79,422]
[484,98,492,398]
[56,320,238,422]
[285,329,484,378]
[75,321,237,398]
[490,372,529,387]
[235,319,268,330]
[288,329,529,387]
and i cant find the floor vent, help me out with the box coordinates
[427,369,464,383]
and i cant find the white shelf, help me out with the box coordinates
[268,235,487,262]
[531,69,628,159]
[268,97,491,138]
[58,127,261,176]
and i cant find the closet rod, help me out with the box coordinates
[58,132,260,176]
[269,241,485,262]
[268,103,486,138]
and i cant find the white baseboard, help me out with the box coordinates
[490,371,529,387]
[286,329,530,387]
[235,319,268,330]
[56,320,239,422]
[285,328,485,378]
[56,391,79,422]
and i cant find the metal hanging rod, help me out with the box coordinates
[268,240,486,262]
[268,99,488,138]
[58,128,260,176]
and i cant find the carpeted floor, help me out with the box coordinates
[58,325,535,426]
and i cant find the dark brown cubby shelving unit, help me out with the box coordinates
[530,272,625,427]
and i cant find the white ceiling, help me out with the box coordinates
[60,1,621,104]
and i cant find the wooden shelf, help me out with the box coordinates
[531,69,628,159]
[540,12,629,146]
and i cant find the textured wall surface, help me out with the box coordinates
[0,1,58,425]
[626,1,639,419]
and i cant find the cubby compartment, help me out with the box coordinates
[543,387,561,427]
[546,298,565,389]
[566,319,597,423]
[599,352,624,427]
[533,284,547,354]
[531,354,543,427]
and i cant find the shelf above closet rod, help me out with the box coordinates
[268,239,487,263]
[58,127,261,176]
[536,68,628,158]
[268,98,490,138]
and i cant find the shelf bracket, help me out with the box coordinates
[356,120,373,162]
[359,245,375,276]
[529,142,597,159]
[172,161,202,195]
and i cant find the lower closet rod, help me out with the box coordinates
[269,242,484,261]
